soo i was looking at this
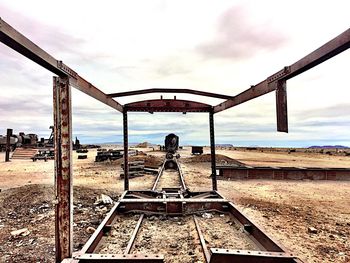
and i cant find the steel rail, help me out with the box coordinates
[124,214,145,254]
[151,160,166,191]
[176,159,187,191]
[193,215,211,263]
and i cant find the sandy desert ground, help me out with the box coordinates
[0,147,349,262]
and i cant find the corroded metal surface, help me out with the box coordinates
[209,111,217,190]
[53,76,73,262]
[107,88,233,100]
[214,28,350,113]
[0,18,123,112]
[123,111,129,190]
[276,80,288,132]
[124,99,212,113]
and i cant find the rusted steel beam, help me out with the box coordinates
[53,76,73,262]
[72,76,123,112]
[227,202,286,252]
[0,18,65,76]
[285,28,350,80]
[123,111,129,190]
[119,198,228,203]
[0,18,123,112]
[209,111,217,191]
[124,214,144,254]
[5,128,12,162]
[209,249,300,263]
[76,253,164,262]
[107,88,233,100]
[217,165,350,180]
[151,161,166,191]
[214,28,350,113]
[125,99,212,113]
[193,216,210,263]
[176,159,187,191]
[118,198,227,215]
[79,200,122,254]
[275,80,288,132]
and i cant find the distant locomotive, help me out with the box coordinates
[0,126,54,152]
[164,133,180,170]
[164,133,179,154]
[0,132,38,151]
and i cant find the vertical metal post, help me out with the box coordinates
[5,128,13,162]
[276,80,288,132]
[209,110,217,191]
[53,76,73,262]
[123,111,129,190]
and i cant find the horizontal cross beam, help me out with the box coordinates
[107,88,233,100]
[0,17,123,112]
[124,99,212,113]
[214,28,350,113]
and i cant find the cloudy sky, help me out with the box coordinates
[0,0,349,146]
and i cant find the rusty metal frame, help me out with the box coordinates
[0,18,123,112]
[209,110,217,190]
[0,16,349,263]
[124,99,212,113]
[213,28,350,119]
[53,76,73,260]
[71,181,303,263]
[107,88,233,100]
[123,111,129,190]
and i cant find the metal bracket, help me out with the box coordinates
[267,66,291,84]
[57,61,78,79]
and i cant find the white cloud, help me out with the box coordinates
[0,0,349,146]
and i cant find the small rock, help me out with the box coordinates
[100,207,108,213]
[86,226,96,234]
[329,234,335,240]
[308,227,318,234]
[11,228,30,237]
[149,216,156,221]
[202,213,213,219]
[94,194,113,205]
[169,243,178,248]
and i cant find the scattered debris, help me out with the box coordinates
[86,226,96,234]
[308,227,318,234]
[120,161,145,178]
[11,228,30,237]
[201,213,213,219]
[94,194,113,205]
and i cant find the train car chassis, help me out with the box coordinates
[67,158,303,263]
[1,17,349,263]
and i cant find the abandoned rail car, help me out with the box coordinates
[0,16,349,263]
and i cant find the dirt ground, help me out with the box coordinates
[0,147,349,262]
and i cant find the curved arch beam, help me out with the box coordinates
[108,88,233,100]
[124,99,212,113]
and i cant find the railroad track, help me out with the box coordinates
[75,158,304,263]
